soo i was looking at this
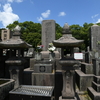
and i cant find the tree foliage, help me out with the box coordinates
[1,21,99,50]
[6,21,42,48]
[70,23,94,50]
[22,32,41,48]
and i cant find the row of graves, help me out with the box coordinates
[0,20,100,100]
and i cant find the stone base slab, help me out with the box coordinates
[32,73,54,86]
[81,62,93,74]
[75,70,94,91]
[59,96,76,100]
[88,87,100,100]
[92,81,100,92]
[94,76,100,84]
[23,68,33,85]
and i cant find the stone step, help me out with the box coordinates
[92,81,100,92]
[59,96,76,100]
[94,76,100,84]
[75,70,94,91]
[92,59,100,76]
[81,62,93,74]
[88,87,100,100]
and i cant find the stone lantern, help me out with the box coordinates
[53,23,84,99]
[0,25,32,88]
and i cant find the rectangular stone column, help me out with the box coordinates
[42,20,55,51]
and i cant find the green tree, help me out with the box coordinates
[70,23,93,50]
[6,21,19,31]
[6,21,95,50]
[55,23,62,39]
[56,32,62,40]
[22,32,41,48]
[6,21,41,34]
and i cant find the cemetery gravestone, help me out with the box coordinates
[42,20,55,51]
[90,24,100,51]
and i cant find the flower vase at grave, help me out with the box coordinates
[49,52,55,61]
[35,52,41,60]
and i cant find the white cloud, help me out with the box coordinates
[0,3,19,27]
[96,19,100,23]
[37,10,51,22]
[41,10,50,18]
[37,17,43,22]
[91,14,99,19]
[59,12,66,16]
[15,0,23,3]
[7,0,13,2]
[7,0,23,3]
[3,3,12,12]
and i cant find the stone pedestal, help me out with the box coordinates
[9,66,23,88]
[32,73,54,86]
[62,70,75,99]
[75,70,94,91]
[32,60,55,86]
[88,76,100,100]
[59,60,78,99]
[5,58,26,88]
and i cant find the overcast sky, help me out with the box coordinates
[0,0,100,28]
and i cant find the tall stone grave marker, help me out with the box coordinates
[42,20,55,51]
[90,24,100,51]
[85,24,100,63]
[88,25,100,100]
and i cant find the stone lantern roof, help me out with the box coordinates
[53,23,84,48]
[0,25,32,49]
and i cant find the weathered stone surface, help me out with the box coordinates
[92,81,100,92]
[75,70,94,91]
[55,58,62,70]
[55,71,63,100]
[23,68,33,85]
[42,20,55,51]
[9,66,23,88]
[92,59,100,75]
[41,51,60,60]
[94,76,100,84]
[32,73,54,86]
[81,62,93,74]
[90,25,100,51]
[34,63,53,73]
[30,58,35,70]
[88,87,100,100]
[0,79,14,100]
